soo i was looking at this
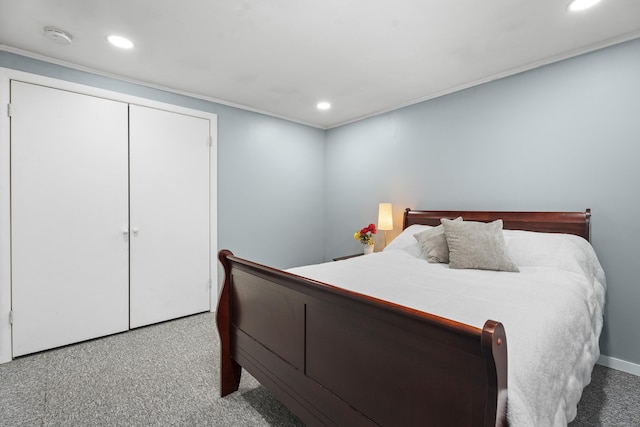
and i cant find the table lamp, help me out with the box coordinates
[378,203,393,248]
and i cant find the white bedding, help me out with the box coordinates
[288,228,606,427]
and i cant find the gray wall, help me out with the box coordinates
[0,51,326,271]
[325,38,640,365]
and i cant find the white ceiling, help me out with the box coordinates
[1,0,639,129]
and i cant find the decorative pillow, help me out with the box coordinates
[413,217,462,263]
[441,219,519,272]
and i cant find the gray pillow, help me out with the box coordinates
[413,217,462,263]
[441,219,519,272]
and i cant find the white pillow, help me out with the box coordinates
[504,229,599,275]
[383,224,432,257]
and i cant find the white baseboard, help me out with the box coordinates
[597,355,640,377]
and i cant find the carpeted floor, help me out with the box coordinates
[570,360,640,427]
[0,312,638,426]
[0,312,304,426]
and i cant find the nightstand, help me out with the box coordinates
[332,253,364,261]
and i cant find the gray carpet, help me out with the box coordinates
[0,312,638,426]
[0,313,304,426]
[570,362,640,427]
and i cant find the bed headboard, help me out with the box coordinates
[403,208,591,241]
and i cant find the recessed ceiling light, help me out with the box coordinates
[43,26,73,45]
[317,101,331,111]
[567,0,601,12]
[107,35,134,49]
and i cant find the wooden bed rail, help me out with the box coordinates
[404,208,591,241]
[217,249,508,426]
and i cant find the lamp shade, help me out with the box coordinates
[378,203,393,231]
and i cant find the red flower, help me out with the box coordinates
[360,224,376,234]
[355,223,376,244]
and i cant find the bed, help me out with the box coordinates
[216,209,606,426]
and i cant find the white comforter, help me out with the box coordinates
[288,228,606,427]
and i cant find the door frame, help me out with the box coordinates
[0,68,218,364]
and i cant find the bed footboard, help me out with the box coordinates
[216,250,508,427]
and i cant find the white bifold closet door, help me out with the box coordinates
[129,105,211,328]
[11,81,130,357]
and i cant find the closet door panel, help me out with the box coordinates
[129,105,210,328]
[11,81,129,356]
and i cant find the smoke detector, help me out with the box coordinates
[43,26,73,45]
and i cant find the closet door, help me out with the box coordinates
[11,81,129,356]
[129,105,210,328]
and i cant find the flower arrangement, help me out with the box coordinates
[354,223,377,246]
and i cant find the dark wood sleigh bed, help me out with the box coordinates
[216,209,591,427]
